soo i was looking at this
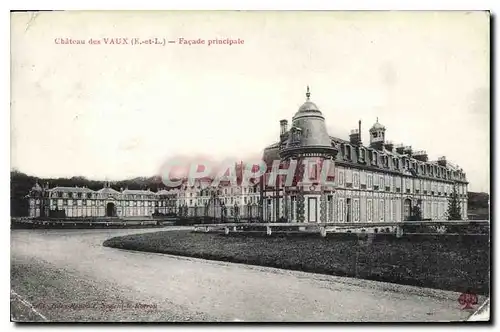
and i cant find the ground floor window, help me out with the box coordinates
[338,198,344,222]
[367,199,373,222]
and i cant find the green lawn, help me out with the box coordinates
[103,230,490,295]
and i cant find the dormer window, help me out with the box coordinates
[373,152,378,165]
[345,145,351,160]
[291,127,302,143]
[360,148,366,161]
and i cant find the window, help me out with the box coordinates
[379,200,384,221]
[373,174,379,190]
[345,169,353,184]
[353,173,360,188]
[367,199,373,222]
[338,199,344,222]
[380,176,385,189]
[338,171,345,186]
[367,174,373,189]
[360,172,366,185]
[353,199,360,222]
[392,200,396,221]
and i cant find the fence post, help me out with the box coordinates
[396,225,404,238]
[320,226,327,238]
[224,227,229,235]
[266,226,272,236]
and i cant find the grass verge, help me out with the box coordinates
[103,230,490,295]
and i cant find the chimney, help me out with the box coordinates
[358,120,362,144]
[414,150,429,162]
[395,144,405,154]
[280,119,288,135]
[384,141,394,152]
[349,129,361,145]
[437,156,447,167]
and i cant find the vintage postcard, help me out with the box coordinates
[10,10,490,322]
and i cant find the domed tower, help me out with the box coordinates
[275,86,338,224]
[280,86,337,159]
[369,117,386,150]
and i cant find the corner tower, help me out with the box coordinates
[277,86,338,224]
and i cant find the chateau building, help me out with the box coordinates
[260,87,468,223]
[28,182,177,218]
[27,87,468,223]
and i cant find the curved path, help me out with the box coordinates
[11,228,481,322]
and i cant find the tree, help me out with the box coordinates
[447,185,462,220]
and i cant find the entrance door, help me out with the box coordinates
[403,199,412,221]
[346,198,352,222]
[106,202,115,217]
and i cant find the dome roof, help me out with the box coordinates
[280,86,337,159]
[294,86,324,119]
[370,118,386,131]
[298,100,320,113]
